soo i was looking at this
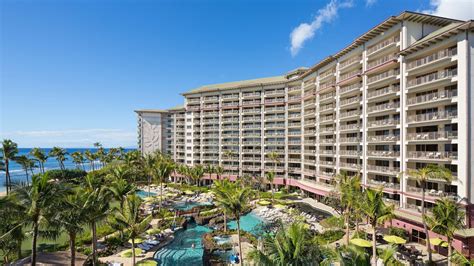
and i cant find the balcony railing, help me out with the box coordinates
[242,100,261,106]
[242,116,260,122]
[407,90,457,105]
[288,104,302,110]
[288,113,301,119]
[368,179,400,190]
[339,137,360,143]
[320,127,335,133]
[319,139,335,144]
[367,35,399,55]
[367,135,400,142]
[367,150,400,157]
[203,96,219,102]
[339,162,362,169]
[319,160,335,166]
[339,55,362,69]
[187,98,200,104]
[407,47,457,70]
[367,102,400,113]
[367,53,398,69]
[242,108,261,114]
[367,165,400,174]
[264,98,285,104]
[339,69,362,81]
[319,150,335,155]
[288,131,301,136]
[367,84,399,99]
[320,92,336,101]
[320,81,336,90]
[340,150,362,156]
[320,115,335,122]
[367,69,400,84]
[265,90,285,96]
[406,131,457,141]
[265,107,285,112]
[288,122,301,127]
[222,94,239,99]
[242,92,261,97]
[368,118,400,127]
[288,95,302,102]
[320,104,335,111]
[339,124,360,131]
[406,185,457,198]
[288,86,301,92]
[340,96,361,106]
[407,110,457,123]
[340,110,361,119]
[407,151,458,160]
[407,68,457,88]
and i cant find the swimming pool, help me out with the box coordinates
[171,201,212,211]
[136,190,157,198]
[154,212,265,265]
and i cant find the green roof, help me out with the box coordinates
[182,75,289,95]
[409,22,464,48]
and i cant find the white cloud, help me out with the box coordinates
[422,0,474,21]
[289,0,354,56]
[1,129,137,148]
[366,0,377,6]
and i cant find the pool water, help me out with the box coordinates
[154,212,264,265]
[136,190,157,198]
[172,201,212,211]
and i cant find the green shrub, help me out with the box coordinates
[45,169,87,183]
[388,226,408,238]
[320,216,344,229]
[314,229,345,244]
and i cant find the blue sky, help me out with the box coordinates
[1,0,472,148]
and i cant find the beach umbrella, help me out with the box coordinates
[128,238,144,244]
[383,235,407,244]
[120,248,143,258]
[143,197,156,202]
[258,200,271,206]
[274,204,286,209]
[146,228,161,235]
[137,260,158,266]
[431,238,449,247]
[350,238,372,248]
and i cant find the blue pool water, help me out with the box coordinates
[172,201,212,211]
[154,212,264,265]
[136,190,157,198]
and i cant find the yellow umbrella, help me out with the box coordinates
[350,238,372,248]
[383,235,407,244]
[274,204,286,209]
[184,190,195,195]
[431,238,449,247]
[120,248,143,258]
[258,200,271,206]
[137,260,158,266]
[146,228,161,235]
[143,197,156,202]
[128,238,144,244]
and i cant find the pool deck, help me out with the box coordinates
[295,198,339,216]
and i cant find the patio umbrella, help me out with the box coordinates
[128,238,144,244]
[120,248,143,258]
[146,228,161,235]
[274,204,286,209]
[184,190,194,195]
[431,238,449,247]
[383,235,407,244]
[137,260,158,266]
[143,197,156,202]
[350,238,372,248]
[258,200,271,206]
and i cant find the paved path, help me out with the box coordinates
[295,197,339,216]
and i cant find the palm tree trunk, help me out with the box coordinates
[69,232,76,266]
[132,238,136,266]
[24,169,29,183]
[91,221,97,266]
[17,239,22,261]
[5,160,10,194]
[160,180,163,210]
[31,221,39,266]
[345,212,350,246]
[223,212,227,232]
[148,176,151,197]
[421,186,432,263]
[447,240,452,266]
[372,226,377,266]
[237,218,243,265]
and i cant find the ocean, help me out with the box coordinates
[0,148,135,193]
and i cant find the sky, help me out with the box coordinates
[1,0,473,148]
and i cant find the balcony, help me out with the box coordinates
[406,131,457,141]
[187,98,200,104]
[407,110,457,124]
[288,140,302,145]
[407,151,458,161]
[319,160,335,167]
[288,131,301,136]
[338,69,362,84]
[319,92,336,102]
[288,149,302,154]
[222,102,239,108]
[265,106,285,113]
[367,179,400,190]
[242,116,260,122]
[319,139,335,144]
[319,81,336,91]
[203,96,219,102]
[265,89,285,96]
[340,96,361,107]
[339,162,362,170]
[367,118,400,128]
[367,150,400,157]
[304,110,316,116]
[405,185,457,199]
[222,125,239,130]
[288,122,301,128]
[242,100,261,106]
[242,108,261,114]
[367,35,399,56]
[320,104,335,112]
[339,124,360,131]
[242,124,261,129]
[242,92,261,98]
[407,47,457,71]
[288,104,301,110]
[320,70,335,81]
[339,137,361,143]
[367,165,400,175]
[203,104,219,109]
[265,123,285,129]
[339,150,362,156]
[288,95,302,102]
[242,148,261,153]
[407,68,457,89]
[304,89,316,98]
[339,110,361,119]
[367,135,400,142]
[264,98,285,104]
[367,69,399,86]
[187,105,200,111]
[203,119,219,124]
[304,129,316,135]
[366,53,398,70]
[367,84,399,99]
[339,55,362,70]
[265,115,285,121]
[320,127,335,134]
[222,94,239,100]
[288,113,301,119]
[242,140,261,145]
[288,86,301,93]
[367,102,400,114]
[319,150,335,155]
[320,115,335,123]
[406,90,457,106]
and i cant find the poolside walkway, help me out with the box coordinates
[295,198,339,216]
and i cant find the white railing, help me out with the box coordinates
[367,53,398,69]
[367,69,400,84]
[407,110,457,123]
[367,150,400,157]
[367,84,399,99]
[407,68,457,88]
[367,135,400,142]
[407,47,457,70]
[368,118,400,127]
[367,35,399,55]
[367,102,400,113]
[340,55,362,69]
[406,131,457,141]
[340,96,361,106]
[407,90,457,105]
[407,151,458,160]
[339,124,360,131]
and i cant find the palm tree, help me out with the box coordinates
[265,171,275,201]
[0,197,26,264]
[153,159,174,209]
[84,150,96,171]
[108,166,136,210]
[204,164,215,180]
[335,172,362,246]
[407,164,453,262]
[95,147,107,168]
[362,188,395,265]
[267,151,281,186]
[83,186,111,265]
[56,191,88,266]
[49,147,68,170]
[213,181,252,265]
[30,148,48,173]
[425,198,465,266]
[378,245,403,266]
[1,139,18,194]
[15,155,36,183]
[248,222,323,265]
[214,165,224,180]
[143,153,157,197]
[323,245,370,266]
[71,151,86,170]
[211,180,233,232]
[112,194,152,266]
[191,165,205,186]
[12,174,67,265]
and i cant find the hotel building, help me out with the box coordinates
[136,11,474,256]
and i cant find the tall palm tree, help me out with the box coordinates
[267,151,281,187]
[211,180,233,232]
[83,186,111,266]
[214,165,224,180]
[143,153,157,197]
[204,164,215,180]
[12,174,67,265]
[1,139,18,194]
[109,176,136,211]
[191,165,205,186]
[407,164,453,262]
[248,222,323,265]
[95,147,106,168]
[112,194,152,266]
[153,159,174,209]
[30,148,48,173]
[84,150,96,171]
[425,198,465,266]
[265,171,275,200]
[70,151,86,170]
[335,172,362,246]
[213,181,252,265]
[56,191,88,266]
[49,147,68,170]
[14,155,35,183]
[362,188,395,265]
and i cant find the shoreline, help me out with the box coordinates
[0,191,6,197]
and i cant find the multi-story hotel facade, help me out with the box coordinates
[136,11,474,256]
